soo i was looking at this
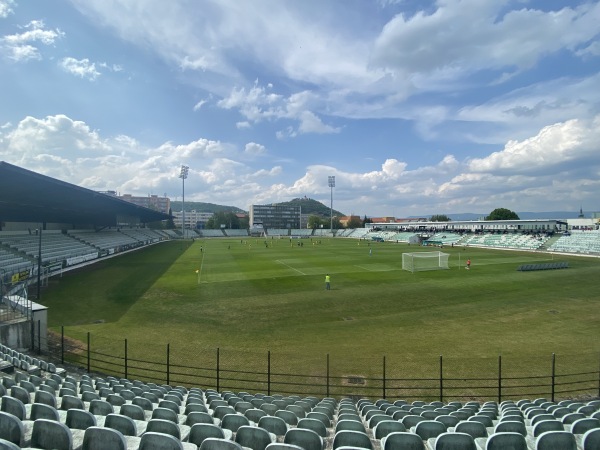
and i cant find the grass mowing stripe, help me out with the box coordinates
[276,259,306,275]
[43,238,599,390]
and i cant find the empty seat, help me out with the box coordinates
[532,420,563,437]
[145,418,181,440]
[298,417,327,438]
[152,406,178,423]
[332,430,372,450]
[335,419,366,433]
[30,402,60,421]
[235,425,274,450]
[456,420,488,439]
[582,428,600,450]
[402,414,425,429]
[284,428,323,450]
[372,420,406,440]
[221,413,250,433]
[188,423,227,448]
[381,432,425,450]
[0,437,20,450]
[432,431,476,450]
[29,418,73,450]
[571,417,600,434]
[120,403,146,421]
[1,397,25,421]
[414,420,447,440]
[436,415,460,428]
[59,394,85,411]
[494,420,526,436]
[258,415,288,436]
[275,410,298,426]
[132,396,154,412]
[200,437,244,450]
[89,399,113,416]
[138,431,184,450]
[9,386,29,405]
[0,411,23,447]
[66,408,97,430]
[81,426,127,450]
[535,430,577,450]
[245,408,268,423]
[485,432,528,450]
[186,411,215,426]
[104,413,137,436]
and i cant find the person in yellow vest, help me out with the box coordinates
[325,274,331,290]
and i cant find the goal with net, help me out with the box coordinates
[402,251,450,273]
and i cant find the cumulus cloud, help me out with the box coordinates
[60,57,101,80]
[469,116,600,175]
[0,0,14,18]
[219,82,340,137]
[1,19,64,62]
[244,142,266,156]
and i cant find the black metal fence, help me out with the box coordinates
[35,326,600,402]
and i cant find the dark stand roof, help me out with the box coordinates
[0,161,169,226]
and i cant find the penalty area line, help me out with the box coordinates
[276,260,306,275]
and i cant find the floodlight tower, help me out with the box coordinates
[328,175,335,231]
[179,165,189,238]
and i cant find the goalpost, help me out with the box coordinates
[402,251,450,273]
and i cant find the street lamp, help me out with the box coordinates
[328,176,335,231]
[179,165,189,238]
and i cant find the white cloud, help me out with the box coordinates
[193,99,207,111]
[244,142,266,156]
[0,0,15,18]
[219,82,339,137]
[469,116,600,175]
[60,57,101,80]
[371,1,600,78]
[236,121,251,129]
[1,20,64,62]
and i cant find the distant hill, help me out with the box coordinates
[276,197,345,217]
[170,201,245,214]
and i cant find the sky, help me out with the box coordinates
[1,0,599,217]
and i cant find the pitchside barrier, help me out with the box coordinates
[28,325,600,402]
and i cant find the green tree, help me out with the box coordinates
[346,216,362,228]
[165,208,176,229]
[206,211,241,229]
[362,215,372,227]
[430,214,451,222]
[307,215,324,229]
[485,208,520,220]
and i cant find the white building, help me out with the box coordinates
[172,210,213,229]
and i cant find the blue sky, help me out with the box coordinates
[1,0,599,217]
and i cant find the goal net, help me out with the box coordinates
[402,251,450,273]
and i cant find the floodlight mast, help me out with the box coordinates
[328,176,335,231]
[179,165,189,238]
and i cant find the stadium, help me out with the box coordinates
[1,161,599,450]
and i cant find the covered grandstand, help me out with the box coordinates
[0,161,170,291]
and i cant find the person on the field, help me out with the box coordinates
[466,258,471,270]
[325,274,331,290]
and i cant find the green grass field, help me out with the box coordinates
[42,237,600,398]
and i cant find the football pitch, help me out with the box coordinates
[44,237,599,367]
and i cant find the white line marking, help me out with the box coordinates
[277,260,306,275]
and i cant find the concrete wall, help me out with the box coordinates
[0,320,31,350]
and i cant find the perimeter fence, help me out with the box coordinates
[35,326,600,402]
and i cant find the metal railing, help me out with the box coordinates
[33,326,600,401]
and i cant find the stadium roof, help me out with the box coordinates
[0,161,170,226]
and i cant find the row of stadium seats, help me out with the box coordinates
[0,344,598,449]
[549,231,600,255]
[461,233,548,250]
